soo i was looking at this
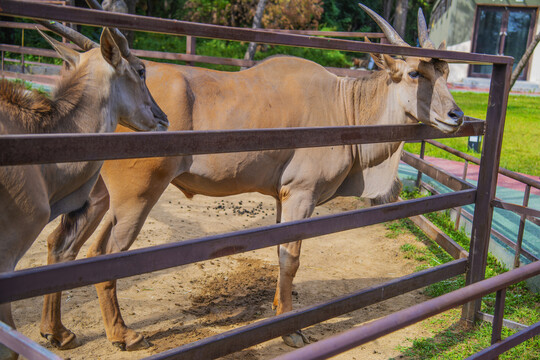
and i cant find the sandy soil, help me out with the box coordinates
[13,186,432,359]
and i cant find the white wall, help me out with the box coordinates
[447,41,473,83]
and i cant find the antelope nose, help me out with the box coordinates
[448,108,464,124]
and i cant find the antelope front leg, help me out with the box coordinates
[86,169,169,351]
[40,177,110,349]
[274,190,315,348]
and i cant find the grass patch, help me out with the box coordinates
[385,189,540,359]
[404,92,540,176]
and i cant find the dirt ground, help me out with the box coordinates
[13,186,433,359]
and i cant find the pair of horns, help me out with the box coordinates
[358,3,435,49]
[36,0,131,58]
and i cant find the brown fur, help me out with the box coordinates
[0,67,89,134]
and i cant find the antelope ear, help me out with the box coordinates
[438,40,447,50]
[364,36,385,70]
[38,28,80,68]
[382,54,403,82]
[100,28,122,69]
[369,53,385,70]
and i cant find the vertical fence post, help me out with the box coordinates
[461,62,512,325]
[454,160,469,231]
[186,35,196,66]
[415,140,426,189]
[491,287,507,360]
[513,184,531,269]
[1,50,4,72]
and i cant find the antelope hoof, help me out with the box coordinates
[40,331,81,350]
[112,336,150,351]
[282,330,310,348]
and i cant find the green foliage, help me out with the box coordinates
[405,91,540,176]
[183,0,324,30]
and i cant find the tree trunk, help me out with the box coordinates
[393,0,408,38]
[509,32,540,91]
[243,0,268,66]
[383,0,394,22]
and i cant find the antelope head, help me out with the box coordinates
[359,4,464,134]
[38,25,168,132]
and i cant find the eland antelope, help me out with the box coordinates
[35,4,463,352]
[0,27,168,360]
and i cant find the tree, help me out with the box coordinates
[509,33,540,91]
[244,0,268,62]
[393,0,408,37]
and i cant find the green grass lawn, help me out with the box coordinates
[404,92,540,176]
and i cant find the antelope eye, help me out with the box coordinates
[409,71,421,79]
[137,68,146,79]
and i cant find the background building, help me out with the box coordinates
[429,0,539,91]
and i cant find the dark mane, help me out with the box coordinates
[0,66,89,133]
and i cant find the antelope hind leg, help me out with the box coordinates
[39,177,110,350]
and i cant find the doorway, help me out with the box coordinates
[470,6,537,80]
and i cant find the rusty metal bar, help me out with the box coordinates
[477,312,528,331]
[0,189,475,303]
[491,288,507,348]
[0,43,59,57]
[491,199,540,219]
[0,20,48,30]
[260,29,385,38]
[414,140,426,189]
[274,261,540,360]
[459,210,539,263]
[455,160,469,230]
[427,140,540,191]
[0,121,484,166]
[185,35,196,66]
[401,151,475,191]
[144,259,468,360]
[407,214,469,259]
[0,0,513,63]
[463,62,512,324]
[514,185,532,268]
[465,322,540,360]
[0,70,57,85]
[0,321,62,360]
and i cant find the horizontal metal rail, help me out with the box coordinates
[0,0,513,64]
[458,210,538,263]
[465,322,540,360]
[0,322,62,360]
[426,139,540,191]
[0,121,484,166]
[492,199,540,220]
[0,189,475,303]
[401,151,475,191]
[0,20,384,39]
[0,43,58,57]
[0,43,370,78]
[145,259,468,360]
[274,260,540,360]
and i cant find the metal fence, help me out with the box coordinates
[0,1,536,359]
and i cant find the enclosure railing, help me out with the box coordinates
[413,140,540,267]
[0,19,382,80]
[274,260,540,360]
[0,0,520,359]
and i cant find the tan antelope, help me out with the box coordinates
[36,4,463,352]
[0,27,168,360]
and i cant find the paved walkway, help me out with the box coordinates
[398,157,540,269]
